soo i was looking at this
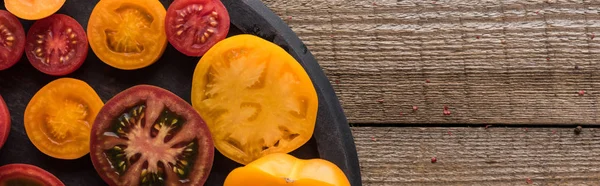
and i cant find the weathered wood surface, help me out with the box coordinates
[262,0,600,125]
[352,127,600,185]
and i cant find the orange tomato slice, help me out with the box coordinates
[191,34,319,165]
[5,0,66,20]
[224,153,350,186]
[87,0,168,70]
[24,78,104,159]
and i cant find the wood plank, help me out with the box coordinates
[261,0,600,124]
[351,127,600,185]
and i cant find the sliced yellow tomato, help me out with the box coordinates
[224,153,350,186]
[5,0,66,20]
[87,0,168,70]
[191,34,319,165]
[24,78,104,159]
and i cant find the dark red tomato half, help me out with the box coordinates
[0,164,65,186]
[25,14,88,76]
[0,10,26,71]
[165,0,230,57]
[0,96,10,150]
[90,85,214,186]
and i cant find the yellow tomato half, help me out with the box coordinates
[224,153,350,186]
[5,0,65,20]
[24,78,104,159]
[87,0,167,70]
[191,34,319,165]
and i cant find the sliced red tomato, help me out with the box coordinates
[0,95,10,150]
[0,10,26,71]
[25,14,88,76]
[165,0,230,57]
[5,0,65,20]
[0,164,65,186]
[91,85,214,185]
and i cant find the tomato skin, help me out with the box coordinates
[5,0,66,20]
[191,34,319,165]
[87,0,168,70]
[165,0,230,56]
[91,85,214,186]
[0,95,10,150]
[224,153,350,186]
[0,164,65,186]
[24,78,104,160]
[25,14,89,76]
[0,10,26,71]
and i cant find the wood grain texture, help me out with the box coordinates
[352,127,600,185]
[261,0,600,124]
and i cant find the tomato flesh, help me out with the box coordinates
[0,10,26,71]
[24,78,104,160]
[191,34,319,165]
[0,95,10,150]
[87,0,167,70]
[5,0,66,20]
[25,14,88,76]
[91,85,214,186]
[0,164,65,186]
[165,0,230,57]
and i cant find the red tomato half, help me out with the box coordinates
[0,10,26,71]
[165,0,230,57]
[0,164,65,186]
[0,96,10,150]
[25,14,88,76]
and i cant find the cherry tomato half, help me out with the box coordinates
[191,34,319,165]
[87,0,168,70]
[0,10,26,71]
[0,164,65,186]
[25,14,88,76]
[24,78,104,160]
[0,95,10,150]
[165,0,230,57]
[5,0,66,20]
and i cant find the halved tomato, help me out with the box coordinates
[165,0,230,56]
[5,0,66,20]
[25,14,89,76]
[24,78,104,160]
[224,153,350,186]
[0,95,10,150]
[191,34,319,165]
[0,10,26,71]
[0,164,65,186]
[90,85,214,185]
[87,0,168,70]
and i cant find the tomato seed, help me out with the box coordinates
[526,178,533,184]
[575,126,582,135]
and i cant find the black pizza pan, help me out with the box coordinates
[0,0,362,185]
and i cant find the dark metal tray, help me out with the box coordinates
[0,0,362,185]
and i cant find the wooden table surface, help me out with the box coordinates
[262,0,600,185]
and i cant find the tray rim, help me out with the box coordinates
[222,0,363,185]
